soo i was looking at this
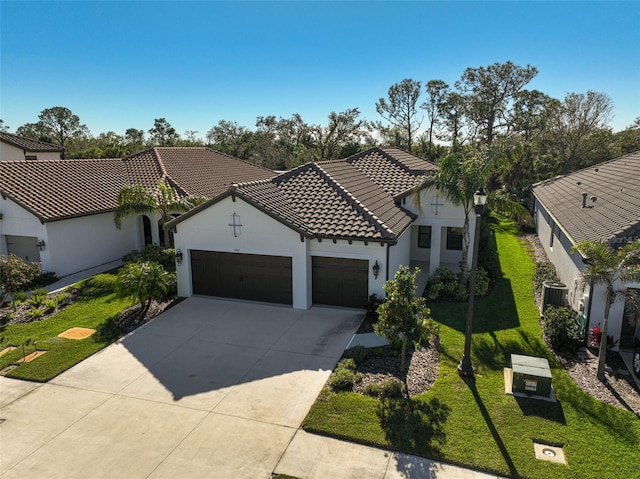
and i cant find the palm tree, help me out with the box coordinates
[115,261,173,316]
[414,149,530,278]
[114,179,206,246]
[572,239,640,380]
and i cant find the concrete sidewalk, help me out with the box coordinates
[46,259,123,293]
[274,430,504,479]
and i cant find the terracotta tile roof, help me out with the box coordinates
[0,148,275,222]
[0,159,127,222]
[123,148,274,198]
[0,132,64,153]
[346,147,438,198]
[532,151,640,244]
[198,148,419,242]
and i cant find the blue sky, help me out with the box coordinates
[1,1,638,140]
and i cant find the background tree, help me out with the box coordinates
[207,120,253,159]
[148,118,180,146]
[115,261,174,316]
[310,108,370,161]
[456,61,538,147]
[438,91,467,152]
[572,239,640,380]
[374,265,433,371]
[0,255,41,309]
[114,179,206,246]
[544,91,614,174]
[420,80,450,161]
[376,78,423,151]
[125,128,146,149]
[0,119,9,132]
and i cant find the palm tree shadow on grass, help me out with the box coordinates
[376,396,450,459]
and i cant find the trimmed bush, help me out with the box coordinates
[363,382,382,397]
[343,345,369,365]
[328,358,362,391]
[380,378,404,398]
[534,262,559,295]
[123,245,176,270]
[543,305,582,352]
[425,267,489,301]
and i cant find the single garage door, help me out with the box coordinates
[191,251,292,305]
[312,256,368,308]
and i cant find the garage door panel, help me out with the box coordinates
[191,251,292,304]
[312,257,368,308]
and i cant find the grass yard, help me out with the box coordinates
[303,219,640,479]
[0,272,132,382]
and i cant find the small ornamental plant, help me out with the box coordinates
[375,266,434,371]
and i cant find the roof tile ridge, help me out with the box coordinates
[314,163,396,237]
[151,148,192,196]
[381,146,439,170]
[120,147,156,162]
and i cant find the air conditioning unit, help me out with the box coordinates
[541,281,568,313]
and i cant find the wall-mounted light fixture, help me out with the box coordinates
[175,249,183,266]
[37,240,46,251]
[372,260,380,279]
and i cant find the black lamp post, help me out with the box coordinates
[458,186,487,377]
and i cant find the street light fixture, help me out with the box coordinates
[458,186,487,377]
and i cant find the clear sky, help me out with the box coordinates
[1,1,639,140]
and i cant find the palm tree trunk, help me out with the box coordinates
[597,288,613,381]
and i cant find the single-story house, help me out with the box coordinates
[165,147,475,310]
[0,132,64,161]
[0,147,274,277]
[532,150,640,351]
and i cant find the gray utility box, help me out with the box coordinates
[511,354,552,397]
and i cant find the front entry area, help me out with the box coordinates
[312,256,368,308]
[191,250,293,305]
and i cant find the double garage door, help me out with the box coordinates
[190,251,368,308]
[191,251,293,304]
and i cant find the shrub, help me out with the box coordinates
[12,291,29,304]
[27,291,47,309]
[328,358,362,391]
[24,271,59,290]
[534,262,559,295]
[343,345,369,365]
[543,305,582,352]
[366,293,385,320]
[474,267,490,297]
[123,245,176,270]
[44,299,58,313]
[337,358,356,371]
[26,307,46,319]
[425,266,489,301]
[380,378,404,398]
[425,267,468,301]
[478,214,500,282]
[363,383,382,397]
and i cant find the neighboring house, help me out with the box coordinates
[0,132,64,161]
[166,147,474,310]
[0,148,274,277]
[532,151,640,351]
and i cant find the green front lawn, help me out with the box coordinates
[0,273,131,382]
[303,219,640,479]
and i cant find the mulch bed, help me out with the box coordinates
[351,339,440,397]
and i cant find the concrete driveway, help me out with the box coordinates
[0,297,362,478]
